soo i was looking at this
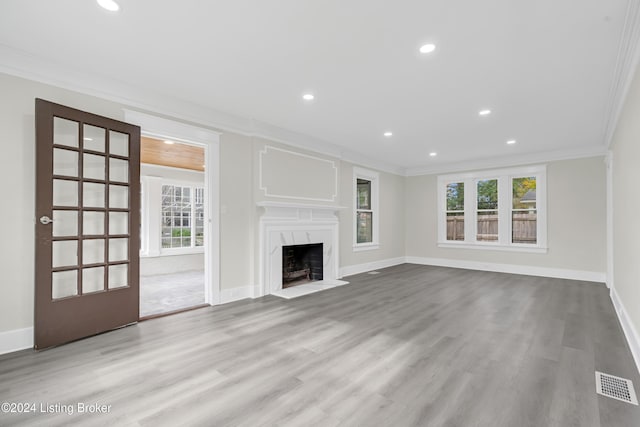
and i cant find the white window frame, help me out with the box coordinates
[437,164,547,253]
[140,177,205,257]
[160,182,206,255]
[353,167,380,251]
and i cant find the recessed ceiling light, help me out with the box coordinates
[506,140,517,145]
[419,44,436,54]
[302,93,315,101]
[478,109,491,116]
[83,137,93,141]
[164,140,175,145]
[429,152,437,157]
[384,132,393,137]
[97,0,120,12]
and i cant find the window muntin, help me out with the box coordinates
[446,182,464,241]
[476,179,498,242]
[161,184,204,249]
[512,177,537,244]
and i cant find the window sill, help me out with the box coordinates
[437,242,548,254]
[353,243,380,252]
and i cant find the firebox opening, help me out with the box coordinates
[282,243,323,288]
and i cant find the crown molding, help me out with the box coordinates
[603,0,640,147]
[0,44,621,178]
[405,145,607,176]
[0,44,406,176]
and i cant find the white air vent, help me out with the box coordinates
[595,371,638,405]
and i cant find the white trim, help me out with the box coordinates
[437,242,547,253]
[606,152,614,289]
[124,109,222,144]
[220,286,254,304]
[407,148,606,176]
[405,256,606,283]
[610,286,640,375]
[338,257,405,278]
[124,112,221,306]
[0,327,33,355]
[353,167,380,249]
[257,201,346,210]
[258,145,339,202]
[352,243,381,252]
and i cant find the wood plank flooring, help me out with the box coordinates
[1,264,639,426]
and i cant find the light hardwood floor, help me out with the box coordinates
[1,264,639,426]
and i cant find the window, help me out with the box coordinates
[161,184,205,249]
[437,165,546,252]
[476,179,498,242]
[512,177,537,244]
[353,167,379,251]
[446,182,464,241]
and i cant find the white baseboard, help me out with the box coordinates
[220,285,254,304]
[0,327,33,355]
[610,286,640,375]
[405,256,606,283]
[339,257,406,278]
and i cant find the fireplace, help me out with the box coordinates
[257,201,346,297]
[282,243,323,288]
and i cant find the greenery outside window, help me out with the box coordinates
[437,165,546,252]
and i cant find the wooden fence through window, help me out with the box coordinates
[446,213,536,243]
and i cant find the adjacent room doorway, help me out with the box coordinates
[139,136,207,318]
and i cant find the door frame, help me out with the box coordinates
[125,109,221,306]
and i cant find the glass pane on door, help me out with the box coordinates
[52,240,78,268]
[109,264,128,289]
[53,117,79,148]
[82,267,104,294]
[53,149,78,177]
[53,180,78,207]
[109,131,129,156]
[83,124,105,152]
[83,211,105,235]
[52,270,78,299]
[52,210,78,237]
[83,154,105,180]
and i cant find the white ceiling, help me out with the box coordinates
[1,0,637,174]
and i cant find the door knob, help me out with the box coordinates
[39,216,53,225]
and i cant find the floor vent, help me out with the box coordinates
[367,271,381,275]
[595,371,638,405]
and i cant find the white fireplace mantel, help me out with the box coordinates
[257,201,346,297]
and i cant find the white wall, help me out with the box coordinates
[610,64,640,370]
[405,157,607,279]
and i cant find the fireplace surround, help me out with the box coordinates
[257,201,345,297]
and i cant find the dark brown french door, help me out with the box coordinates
[35,99,140,349]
